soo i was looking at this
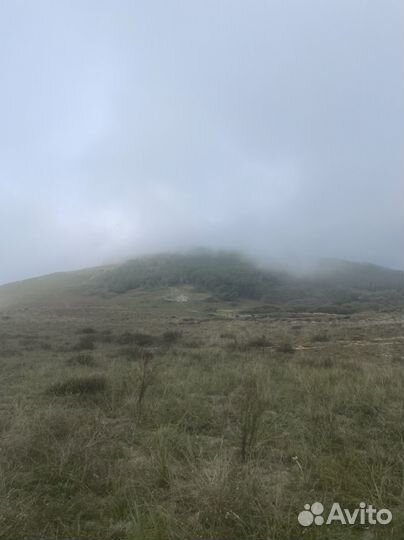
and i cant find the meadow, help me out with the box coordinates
[0,278,404,539]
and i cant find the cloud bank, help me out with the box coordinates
[1,0,403,283]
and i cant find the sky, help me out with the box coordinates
[0,0,403,284]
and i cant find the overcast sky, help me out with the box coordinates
[0,0,403,284]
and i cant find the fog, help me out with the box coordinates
[1,0,403,284]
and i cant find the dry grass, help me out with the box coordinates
[0,292,403,539]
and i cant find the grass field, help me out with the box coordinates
[1,282,404,539]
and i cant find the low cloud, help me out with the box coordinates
[1,0,403,283]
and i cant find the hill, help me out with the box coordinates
[1,250,403,314]
[0,250,404,539]
[86,251,404,314]
[0,266,112,308]
[88,250,281,301]
[311,258,404,289]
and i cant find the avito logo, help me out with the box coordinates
[298,501,392,527]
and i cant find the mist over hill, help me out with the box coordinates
[2,249,402,315]
[1,1,403,285]
[89,250,280,301]
[310,258,404,289]
[92,250,404,313]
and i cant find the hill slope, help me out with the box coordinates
[88,251,281,301]
[0,250,403,313]
[0,266,112,308]
[312,258,404,289]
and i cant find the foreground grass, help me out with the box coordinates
[0,292,403,539]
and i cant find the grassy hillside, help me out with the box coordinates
[0,269,403,539]
[88,250,280,300]
[312,258,404,289]
[86,251,404,314]
[1,250,403,314]
[0,266,112,308]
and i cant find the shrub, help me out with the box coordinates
[220,331,236,339]
[184,338,203,349]
[311,332,330,343]
[47,375,107,396]
[161,330,182,344]
[116,332,136,345]
[226,335,271,352]
[246,335,272,349]
[232,375,268,463]
[133,332,157,346]
[79,326,96,334]
[72,336,95,351]
[276,342,295,354]
[135,356,154,424]
[67,353,96,367]
[116,332,157,346]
